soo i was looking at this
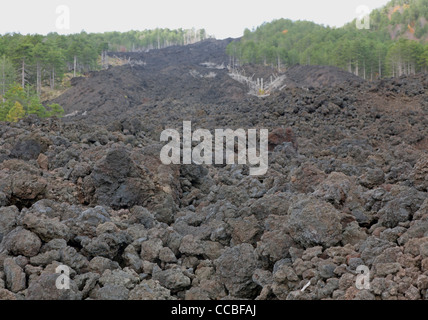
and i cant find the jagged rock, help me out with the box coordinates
[159,247,177,263]
[405,285,421,300]
[98,268,140,290]
[60,247,90,273]
[420,242,428,258]
[152,267,191,292]
[289,164,326,194]
[81,147,156,209]
[268,127,298,151]
[318,263,337,279]
[342,221,367,246]
[252,269,273,287]
[380,227,407,243]
[358,168,385,188]
[1,227,42,257]
[129,280,174,300]
[249,193,291,220]
[10,138,47,161]
[22,212,71,242]
[214,243,261,298]
[140,238,163,262]
[26,269,81,300]
[353,290,375,300]
[411,157,428,192]
[37,153,49,170]
[123,245,144,272]
[0,206,18,243]
[414,199,428,221]
[229,215,261,246]
[128,206,156,228]
[199,241,224,260]
[378,187,426,228]
[94,284,129,300]
[74,272,99,298]
[273,261,299,284]
[313,172,353,208]
[3,258,26,293]
[287,196,344,248]
[185,287,211,300]
[89,256,120,274]
[256,215,295,264]
[73,206,111,236]
[179,235,204,256]
[30,250,61,266]
[41,239,68,252]
[359,237,396,265]
[0,288,16,300]
[12,171,47,202]
[81,231,131,260]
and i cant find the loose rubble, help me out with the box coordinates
[0,39,427,300]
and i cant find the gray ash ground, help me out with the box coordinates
[0,39,427,300]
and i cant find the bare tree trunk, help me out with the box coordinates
[51,66,55,90]
[74,56,77,77]
[22,59,25,88]
[363,60,366,80]
[101,51,106,69]
[398,58,402,76]
[36,61,41,96]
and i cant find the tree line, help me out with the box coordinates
[226,0,428,79]
[0,28,209,95]
[0,28,208,122]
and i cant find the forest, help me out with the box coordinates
[0,28,208,94]
[226,0,428,79]
[0,28,207,121]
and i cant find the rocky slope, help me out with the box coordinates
[0,39,427,300]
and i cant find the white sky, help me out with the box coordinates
[0,0,391,39]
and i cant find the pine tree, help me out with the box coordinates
[27,96,48,118]
[10,36,34,88]
[0,55,16,97]
[6,101,25,122]
[46,103,64,117]
[32,42,48,96]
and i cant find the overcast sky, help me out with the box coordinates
[0,0,391,39]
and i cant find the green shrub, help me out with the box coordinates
[0,84,64,122]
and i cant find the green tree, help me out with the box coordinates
[6,101,25,122]
[32,42,48,95]
[46,103,64,117]
[0,83,61,121]
[27,96,47,118]
[0,55,16,97]
[10,36,34,88]
[226,0,428,79]
[45,42,65,89]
